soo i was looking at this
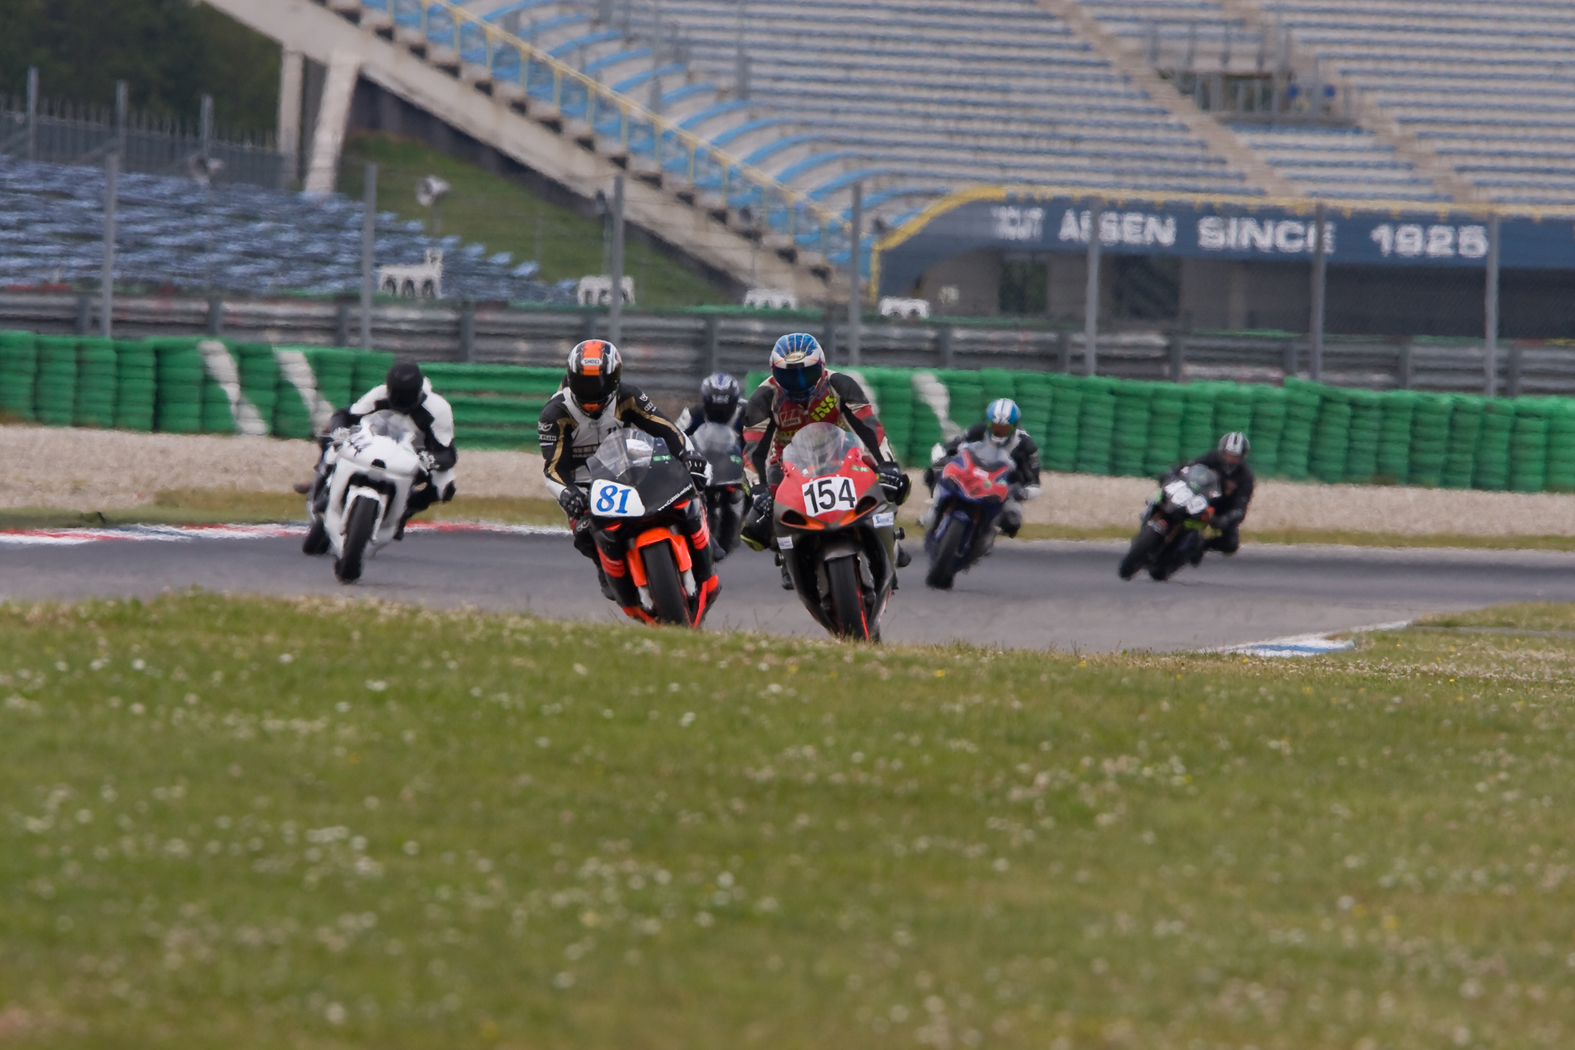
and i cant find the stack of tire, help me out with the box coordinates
[231,343,281,432]
[1308,385,1352,484]
[1407,394,1452,487]
[154,339,205,434]
[1442,396,1483,489]
[1342,389,1384,485]
[1247,386,1286,476]
[1276,380,1322,481]
[1075,377,1117,476]
[34,336,79,427]
[0,331,36,421]
[422,362,561,450]
[71,338,118,428]
[872,369,916,465]
[352,351,397,399]
[1110,380,1152,477]
[1179,383,1218,461]
[1212,384,1255,457]
[1471,399,1515,491]
[945,371,985,435]
[1376,391,1417,484]
[1546,401,1575,491]
[114,341,157,432]
[272,347,318,439]
[1509,400,1550,493]
[1014,374,1054,456]
[302,348,358,410]
[1143,383,1185,475]
[1042,374,1082,473]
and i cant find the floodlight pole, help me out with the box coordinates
[361,162,377,351]
[1484,212,1501,397]
[848,180,863,366]
[1084,197,1102,376]
[101,152,118,338]
[1309,201,1327,381]
[608,173,625,344]
[25,67,38,161]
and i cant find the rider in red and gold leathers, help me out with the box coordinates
[739,333,911,570]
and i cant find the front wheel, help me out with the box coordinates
[1119,526,1163,581]
[641,540,692,626]
[826,556,870,641]
[334,496,380,583]
[926,519,966,590]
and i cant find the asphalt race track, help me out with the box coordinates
[5,527,1575,652]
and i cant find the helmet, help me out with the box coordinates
[566,339,622,415]
[700,372,741,421]
[1218,431,1250,468]
[985,398,1021,447]
[769,333,826,403]
[385,361,425,413]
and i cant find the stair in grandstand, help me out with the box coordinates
[207,0,846,303]
[1069,0,1475,203]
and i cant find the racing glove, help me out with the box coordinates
[557,486,589,520]
[878,465,911,505]
[572,516,597,558]
[681,448,710,487]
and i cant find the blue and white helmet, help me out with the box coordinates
[985,398,1021,446]
[769,333,827,403]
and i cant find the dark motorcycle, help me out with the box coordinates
[691,421,748,559]
[586,428,717,627]
[774,422,898,642]
[924,439,1013,589]
[1118,462,1222,582]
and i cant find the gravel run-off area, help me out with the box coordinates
[7,424,1575,538]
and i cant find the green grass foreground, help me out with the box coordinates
[3,597,1574,1048]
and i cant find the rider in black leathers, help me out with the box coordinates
[1186,431,1255,563]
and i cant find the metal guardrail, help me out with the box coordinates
[5,293,1574,405]
[360,0,851,258]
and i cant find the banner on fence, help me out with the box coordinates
[873,187,1575,296]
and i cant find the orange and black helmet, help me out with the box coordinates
[566,339,622,414]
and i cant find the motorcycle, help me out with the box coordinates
[585,428,717,627]
[773,422,898,642]
[924,439,1014,589]
[1118,462,1222,582]
[308,410,427,584]
[691,421,748,559]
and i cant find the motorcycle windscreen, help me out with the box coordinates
[586,428,693,516]
[359,409,421,448]
[691,422,747,485]
[960,440,1012,472]
[782,422,861,478]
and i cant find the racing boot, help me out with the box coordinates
[775,551,794,590]
[1189,538,1207,567]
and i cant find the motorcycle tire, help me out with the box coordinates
[1119,528,1164,580]
[826,556,870,641]
[334,496,380,584]
[641,540,692,626]
[926,520,965,590]
[301,518,330,556]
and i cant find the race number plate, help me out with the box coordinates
[590,480,645,517]
[1163,480,1193,505]
[801,476,857,516]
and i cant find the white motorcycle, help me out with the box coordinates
[306,410,429,583]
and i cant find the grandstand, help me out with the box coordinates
[0,155,564,302]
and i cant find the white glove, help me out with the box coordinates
[418,451,437,473]
[331,427,350,445]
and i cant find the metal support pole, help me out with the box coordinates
[704,314,720,373]
[1083,198,1102,376]
[206,296,224,336]
[101,153,118,338]
[1484,212,1501,398]
[848,181,863,366]
[938,324,954,369]
[1056,329,1071,373]
[608,174,625,344]
[1398,340,1413,390]
[360,162,377,351]
[75,293,92,336]
[1309,202,1327,381]
[115,81,128,157]
[1168,332,1185,383]
[460,299,476,363]
[200,94,213,163]
[25,68,38,161]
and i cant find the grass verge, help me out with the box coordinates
[3,594,1573,1048]
[340,133,728,310]
[0,493,566,531]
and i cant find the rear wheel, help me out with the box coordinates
[1119,527,1164,580]
[826,556,870,641]
[334,497,380,583]
[926,519,966,590]
[641,541,692,626]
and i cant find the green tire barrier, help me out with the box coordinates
[1408,394,1452,487]
[35,335,79,427]
[114,341,157,432]
[1509,401,1550,494]
[1043,375,1082,473]
[1076,378,1117,476]
[1343,389,1383,486]
[423,362,562,450]
[1143,385,1185,475]
[1376,391,1416,484]
[74,337,118,428]
[1247,386,1286,477]
[0,331,37,421]
[1547,401,1575,492]
[1443,397,1484,490]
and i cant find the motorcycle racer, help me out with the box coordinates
[922,398,1042,538]
[675,372,746,438]
[738,333,911,578]
[1186,431,1255,564]
[302,361,456,553]
[538,339,718,609]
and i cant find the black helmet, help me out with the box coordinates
[385,362,425,413]
[700,372,741,421]
[566,339,622,415]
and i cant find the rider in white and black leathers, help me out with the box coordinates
[676,372,746,439]
[923,398,1041,538]
[304,362,457,550]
